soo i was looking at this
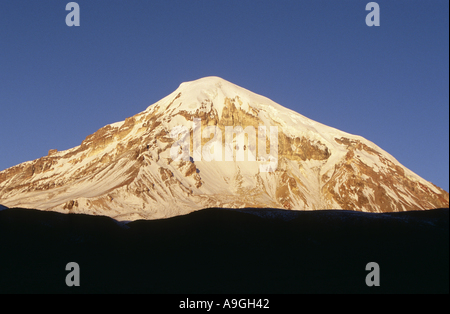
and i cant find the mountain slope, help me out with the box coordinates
[0,77,448,220]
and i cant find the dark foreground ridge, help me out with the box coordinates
[0,207,448,293]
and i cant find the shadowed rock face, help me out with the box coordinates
[0,77,448,221]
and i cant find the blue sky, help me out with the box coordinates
[0,0,448,192]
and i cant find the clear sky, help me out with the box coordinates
[0,0,448,192]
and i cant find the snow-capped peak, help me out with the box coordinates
[0,77,448,221]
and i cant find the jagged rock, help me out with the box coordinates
[63,200,78,210]
[48,149,58,156]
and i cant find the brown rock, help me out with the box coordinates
[48,149,58,156]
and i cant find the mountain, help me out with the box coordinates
[0,77,448,221]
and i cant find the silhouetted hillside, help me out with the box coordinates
[0,207,448,293]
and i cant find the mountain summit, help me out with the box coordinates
[0,77,448,220]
